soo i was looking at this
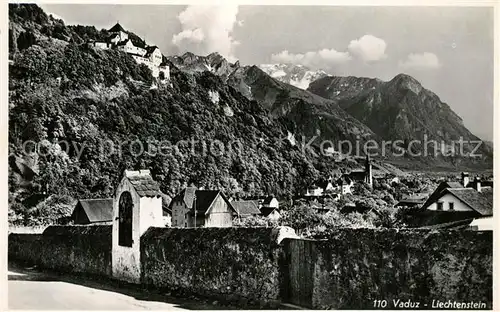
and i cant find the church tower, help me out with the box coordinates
[364,155,373,187]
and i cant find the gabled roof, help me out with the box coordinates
[260,207,279,217]
[124,170,161,197]
[74,198,113,223]
[232,201,261,216]
[109,22,126,33]
[421,181,465,210]
[262,196,277,205]
[170,188,238,215]
[192,190,220,214]
[443,188,493,216]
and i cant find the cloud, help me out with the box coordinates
[271,49,351,70]
[399,52,441,70]
[172,5,241,61]
[347,35,387,62]
[270,34,388,69]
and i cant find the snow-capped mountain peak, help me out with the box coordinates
[258,63,329,89]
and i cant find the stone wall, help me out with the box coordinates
[140,227,285,307]
[281,229,493,309]
[8,225,112,277]
[8,225,492,309]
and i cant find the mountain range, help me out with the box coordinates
[168,52,491,168]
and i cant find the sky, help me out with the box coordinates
[41,4,494,140]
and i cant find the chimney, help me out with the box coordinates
[461,172,470,187]
[474,177,481,192]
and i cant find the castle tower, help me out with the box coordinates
[112,169,163,283]
[364,155,373,187]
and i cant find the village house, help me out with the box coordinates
[413,173,493,227]
[170,187,238,227]
[304,178,335,197]
[71,198,113,225]
[261,196,279,209]
[260,207,281,220]
[231,200,261,218]
[336,175,354,195]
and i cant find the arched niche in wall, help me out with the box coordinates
[118,191,133,247]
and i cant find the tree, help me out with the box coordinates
[17,30,36,51]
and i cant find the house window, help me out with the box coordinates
[437,202,444,211]
[118,191,133,247]
[449,202,454,211]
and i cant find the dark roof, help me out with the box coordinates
[444,188,493,216]
[170,188,238,215]
[74,198,113,223]
[349,170,366,181]
[260,207,279,217]
[145,46,159,53]
[311,180,331,190]
[116,39,130,46]
[396,199,426,206]
[109,22,126,33]
[262,196,277,205]
[232,201,261,216]
[125,171,161,197]
[168,187,196,210]
[106,33,119,41]
[192,190,220,213]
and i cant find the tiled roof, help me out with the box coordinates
[75,198,113,223]
[446,182,464,188]
[232,201,261,216]
[445,188,493,216]
[125,170,160,197]
[421,181,466,210]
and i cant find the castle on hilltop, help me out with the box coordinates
[89,22,170,82]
